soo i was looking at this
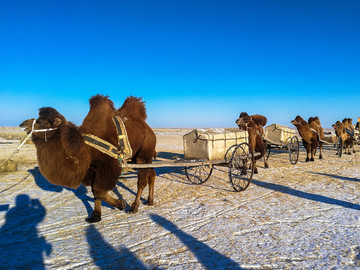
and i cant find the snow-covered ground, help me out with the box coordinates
[1,129,360,269]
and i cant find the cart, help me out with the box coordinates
[127,128,255,192]
[263,124,300,165]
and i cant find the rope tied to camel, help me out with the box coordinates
[0,120,58,168]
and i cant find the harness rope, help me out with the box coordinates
[0,120,57,168]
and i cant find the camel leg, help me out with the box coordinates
[147,169,156,206]
[86,189,126,223]
[305,145,310,162]
[319,143,323,159]
[86,192,102,223]
[310,147,316,161]
[129,168,149,213]
[262,150,269,169]
[253,160,258,174]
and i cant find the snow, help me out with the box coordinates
[1,131,360,269]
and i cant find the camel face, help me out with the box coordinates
[291,115,304,126]
[19,118,36,134]
[236,112,251,129]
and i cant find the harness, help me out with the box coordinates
[83,116,132,162]
[345,128,355,137]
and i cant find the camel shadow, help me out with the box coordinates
[0,194,52,269]
[150,214,244,269]
[86,224,148,269]
[310,172,360,183]
[252,179,360,210]
[28,167,114,217]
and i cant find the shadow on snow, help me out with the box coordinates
[252,179,360,210]
[150,214,244,270]
[0,194,52,269]
[86,224,148,269]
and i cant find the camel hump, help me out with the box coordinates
[251,114,267,127]
[89,95,116,111]
[118,96,147,121]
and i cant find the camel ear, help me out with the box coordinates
[53,118,62,127]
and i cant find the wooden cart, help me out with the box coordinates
[263,124,300,165]
[127,128,256,192]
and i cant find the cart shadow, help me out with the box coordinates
[150,214,244,269]
[310,172,360,183]
[252,179,360,210]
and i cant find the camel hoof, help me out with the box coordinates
[117,199,126,210]
[129,203,139,213]
[86,212,101,223]
[146,200,154,206]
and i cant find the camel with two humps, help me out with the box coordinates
[332,119,356,155]
[236,112,268,173]
[20,95,156,223]
[291,115,324,162]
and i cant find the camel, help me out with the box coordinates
[308,116,325,159]
[236,112,268,173]
[332,119,355,155]
[20,95,156,223]
[291,115,322,162]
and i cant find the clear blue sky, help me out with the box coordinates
[1,0,359,128]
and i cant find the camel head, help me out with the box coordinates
[291,115,307,127]
[333,120,344,136]
[236,112,252,130]
[20,107,66,140]
[19,118,36,134]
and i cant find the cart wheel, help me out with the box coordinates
[185,165,213,184]
[289,136,300,165]
[337,137,343,157]
[228,142,255,192]
[224,144,238,163]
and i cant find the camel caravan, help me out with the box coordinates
[19,95,358,222]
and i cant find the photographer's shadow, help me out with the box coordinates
[0,194,52,269]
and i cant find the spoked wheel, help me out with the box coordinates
[288,136,300,165]
[337,137,343,157]
[224,144,238,163]
[185,165,213,184]
[228,142,255,192]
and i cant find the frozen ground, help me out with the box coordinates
[0,128,360,269]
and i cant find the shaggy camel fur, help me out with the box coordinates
[291,115,322,162]
[332,119,355,155]
[20,95,156,223]
[308,116,325,159]
[236,112,268,173]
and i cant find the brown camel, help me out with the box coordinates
[308,116,325,159]
[236,112,268,173]
[332,120,355,155]
[291,115,321,162]
[20,95,156,223]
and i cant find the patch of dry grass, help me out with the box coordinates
[0,159,17,172]
[0,127,32,144]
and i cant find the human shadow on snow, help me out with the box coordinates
[0,194,52,269]
[310,172,360,183]
[252,179,360,210]
[86,224,148,269]
[150,214,244,270]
